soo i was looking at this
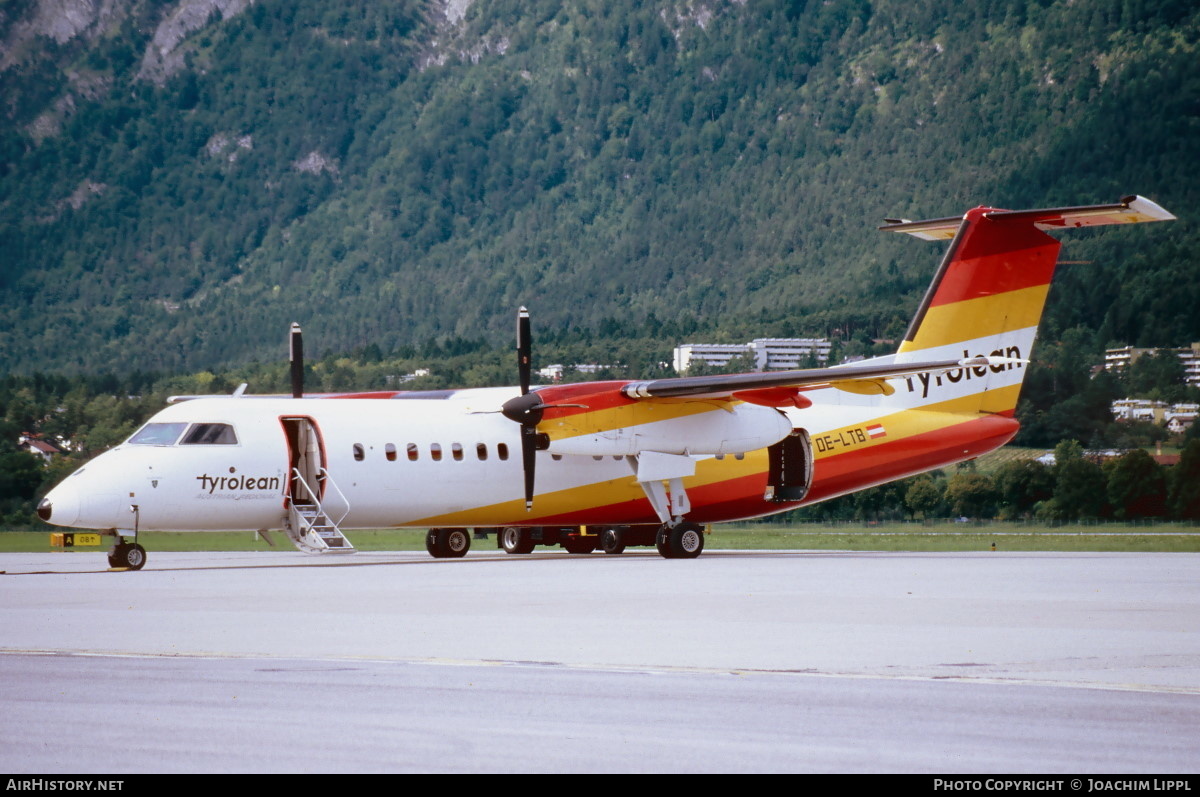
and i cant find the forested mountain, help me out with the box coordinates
[1,0,1198,375]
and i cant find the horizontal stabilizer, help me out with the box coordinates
[880,195,1174,240]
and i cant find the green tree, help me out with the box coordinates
[993,459,1055,519]
[0,450,43,503]
[1042,440,1108,520]
[944,472,997,520]
[1121,350,1189,402]
[904,474,945,520]
[1169,439,1200,520]
[1105,449,1167,519]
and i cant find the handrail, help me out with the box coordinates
[316,466,351,527]
[290,467,350,529]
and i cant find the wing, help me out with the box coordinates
[617,355,1021,407]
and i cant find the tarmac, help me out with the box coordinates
[2,548,1198,772]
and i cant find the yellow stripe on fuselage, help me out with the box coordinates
[809,388,1021,463]
[409,389,1018,527]
[409,448,766,527]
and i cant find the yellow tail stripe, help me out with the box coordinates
[900,284,1050,352]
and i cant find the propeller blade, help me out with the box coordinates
[520,424,538,511]
[510,307,537,509]
[517,306,531,396]
[289,322,304,399]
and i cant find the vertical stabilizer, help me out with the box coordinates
[881,195,1174,415]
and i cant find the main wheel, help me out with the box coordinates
[110,542,147,570]
[668,523,705,559]
[600,527,626,555]
[500,526,535,555]
[425,528,448,558]
[444,529,471,558]
[655,526,672,558]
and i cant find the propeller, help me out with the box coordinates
[289,322,304,398]
[500,307,546,510]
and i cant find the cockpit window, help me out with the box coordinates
[128,423,188,446]
[180,423,239,445]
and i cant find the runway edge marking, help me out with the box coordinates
[2,648,1197,696]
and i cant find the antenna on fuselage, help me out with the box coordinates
[289,322,304,399]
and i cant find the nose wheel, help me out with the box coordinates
[108,541,147,571]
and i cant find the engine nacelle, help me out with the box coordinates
[543,401,792,457]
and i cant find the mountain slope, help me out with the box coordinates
[1,0,1197,374]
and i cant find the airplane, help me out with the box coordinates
[37,195,1175,569]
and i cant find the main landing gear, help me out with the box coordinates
[499,526,536,555]
[655,522,705,559]
[485,523,706,558]
[426,528,471,558]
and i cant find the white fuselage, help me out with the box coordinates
[42,388,801,532]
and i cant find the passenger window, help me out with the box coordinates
[497,443,509,461]
[552,454,563,461]
[407,443,419,462]
[353,444,364,461]
[430,443,442,462]
[477,443,488,461]
[180,423,238,445]
[385,443,397,462]
[452,443,463,461]
[128,422,188,446]
[734,453,745,460]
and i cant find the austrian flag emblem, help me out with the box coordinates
[866,424,886,439]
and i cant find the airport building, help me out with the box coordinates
[673,338,831,373]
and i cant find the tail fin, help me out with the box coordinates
[881,195,1174,415]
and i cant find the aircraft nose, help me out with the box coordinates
[39,484,80,527]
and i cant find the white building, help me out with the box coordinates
[1166,403,1199,433]
[1111,398,1168,423]
[538,364,622,382]
[1180,343,1200,387]
[1111,398,1198,431]
[748,338,831,370]
[674,338,831,373]
[1105,342,1200,388]
[672,344,753,374]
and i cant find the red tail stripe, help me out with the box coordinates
[928,211,1061,307]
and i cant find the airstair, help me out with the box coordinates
[283,467,355,554]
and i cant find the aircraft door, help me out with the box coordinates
[281,417,325,506]
[767,429,813,502]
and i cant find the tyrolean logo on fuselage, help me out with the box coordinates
[196,470,281,495]
[904,346,1022,399]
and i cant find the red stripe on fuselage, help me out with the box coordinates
[802,413,1020,504]
[537,381,638,419]
[522,470,770,527]
[522,413,1017,525]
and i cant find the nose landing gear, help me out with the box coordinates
[108,538,147,570]
[107,504,147,570]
